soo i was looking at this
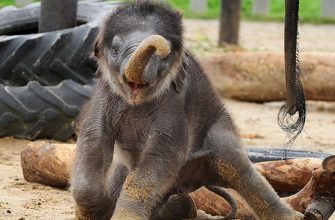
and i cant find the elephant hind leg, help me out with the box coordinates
[153,193,197,220]
[204,117,304,220]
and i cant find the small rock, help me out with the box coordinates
[7,210,11,214]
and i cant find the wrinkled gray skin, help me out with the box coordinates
[71,2,304,220]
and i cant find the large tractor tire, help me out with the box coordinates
[0,80,94,141]
[0,1,120,86]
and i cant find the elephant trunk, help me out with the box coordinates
[125,35,171,84]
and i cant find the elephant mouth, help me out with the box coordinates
[125,80,149,95]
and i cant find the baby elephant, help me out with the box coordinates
[71,1,304,220]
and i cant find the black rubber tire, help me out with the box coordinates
[1,79,332,157]
[0,80,94,141]
[0,1,120,86]
[246,147,332,162]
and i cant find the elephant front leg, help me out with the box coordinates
[112,131,188,219]
[112,161,185,219]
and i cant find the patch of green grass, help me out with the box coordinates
[0,0,15,8]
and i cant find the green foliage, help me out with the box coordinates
[269,0,325,23]
[0,0,334,23]
[168,0,335,23]
[0,0,15,8]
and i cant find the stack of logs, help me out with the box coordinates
[21,142,335,219]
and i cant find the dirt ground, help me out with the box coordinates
[184,20,335,53]
[1,99,334,219]
[0,20,335,219]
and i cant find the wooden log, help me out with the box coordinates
[20,141,321,192]
[200,52,335,102]
[193,161,335,218]
[190,187,256,219]
[20,142,335,219]
[304,196,335,220]
[254,158,321,194]
[282,164,335,215]
[21,141,76,188]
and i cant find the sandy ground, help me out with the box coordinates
[1,99,334,219]
[1,20,335,219]
[0,137,75,219]
[184,20,335,53]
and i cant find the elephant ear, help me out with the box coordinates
[94,33,104,59]
[172,52,189,93]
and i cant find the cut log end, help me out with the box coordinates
[21,141,76,188]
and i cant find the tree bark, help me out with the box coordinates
[219,0,241,45]
[39,0,78,33]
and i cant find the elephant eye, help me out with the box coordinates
[111,46,119,56]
